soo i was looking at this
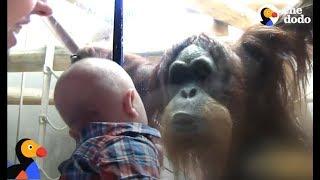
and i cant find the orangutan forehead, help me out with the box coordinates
[176,44,211,63]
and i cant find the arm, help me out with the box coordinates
[58,157,100,180]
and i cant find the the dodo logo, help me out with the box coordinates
[259,6,279,26]
[258,4,311,26]
[283,7,311,24]
[7,138,47,180]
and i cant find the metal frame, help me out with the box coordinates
[113,0,124,65]
[14,72,25,164]
[37,43,55,168]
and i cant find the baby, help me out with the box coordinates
[54,58,162,179]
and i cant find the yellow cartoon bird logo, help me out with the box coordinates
[7,138,47,179]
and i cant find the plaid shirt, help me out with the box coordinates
[58,122,162,180]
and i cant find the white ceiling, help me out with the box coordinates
[10,0,245,53]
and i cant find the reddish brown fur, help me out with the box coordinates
[70,1,312,178]
[146,0,312,179]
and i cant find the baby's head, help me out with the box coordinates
[54,58,148,138]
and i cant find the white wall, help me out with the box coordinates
[7,72,75,179]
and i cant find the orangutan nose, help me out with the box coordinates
[180,87,197,98]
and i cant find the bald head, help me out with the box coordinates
[54,58,147,131]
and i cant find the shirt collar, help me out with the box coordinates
[79,122,161,144]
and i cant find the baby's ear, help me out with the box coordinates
[123,89,139,118]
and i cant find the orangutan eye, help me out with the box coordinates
[28,145,33,150]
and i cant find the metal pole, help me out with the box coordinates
[37,44,55,168]
[40,0,79,54]
[112,0,124,65]
[42,16,79,54]
[14,72,25,164]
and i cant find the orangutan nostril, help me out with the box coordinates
[181,89,188,98]
[189,88,197,98]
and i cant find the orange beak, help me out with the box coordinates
[272,12,277,17]
[36,147,47,157]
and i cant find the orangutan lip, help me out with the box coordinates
[172,113,200,131]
